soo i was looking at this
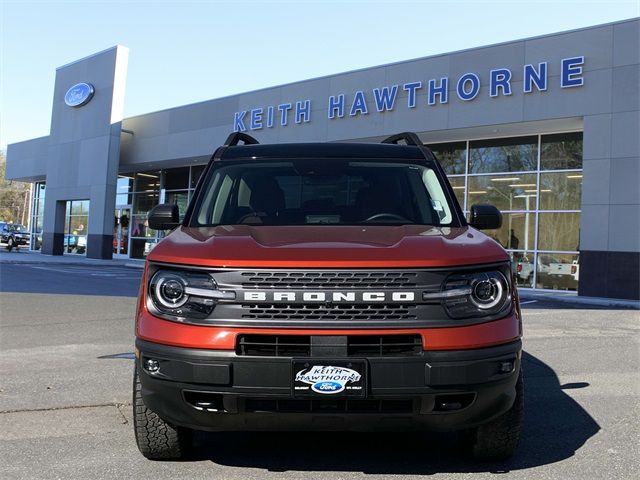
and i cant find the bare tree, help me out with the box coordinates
[0,151,31,226]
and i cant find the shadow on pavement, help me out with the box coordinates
[183,351,599,474]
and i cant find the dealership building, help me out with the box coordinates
[5,18,639,299]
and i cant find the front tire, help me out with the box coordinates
[133,363,192,459]
[6,238,14,251]
[465,370,524,460]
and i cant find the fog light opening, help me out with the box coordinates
[433,393,475,412]
[143,358,160,373]
[500,361,515,373]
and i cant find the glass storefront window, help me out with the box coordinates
[510,251,536,288]
[70,200,89,215]
[135,171,161,192]
[538,212,580,251]
[164,167,190,190]
[539,172,582,211]
[447,176,465,209]
[467,173,538,211]
[30,182,46,251]
[133,192,159,215]
[428,142,467,175]
[64,200,89,255]
[165,191,189,220]
[485,212,536,251]
[536,253,580,291]
[130,238,158,259]
[190,165,206,188]
[116,176,134,205]
[541,132,583,170]
[469,136,538,174]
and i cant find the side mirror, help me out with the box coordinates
[469,204,502,230]
[148,204,180,230]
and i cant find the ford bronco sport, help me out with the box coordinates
[133,132,523,460]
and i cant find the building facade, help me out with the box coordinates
[6,19,639,299]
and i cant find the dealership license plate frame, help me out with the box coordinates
[292,359,367,398]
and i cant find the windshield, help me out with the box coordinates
[193,159,457,227]
[8,224,28,232]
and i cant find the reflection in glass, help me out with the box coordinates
[538,212,580,251]
[428,142,467,175]
[447,176,465,209]
[485,212,536,251]
[190,165,206,188]
[536,253,579,291]
[116,176,134,206]
[539,172,582,210]
[541,132,583,170]
[468,174,537,211]
[165,191,189,220]
[469,136,538,173]
[135,171,161,192]
[133,192,159,216]
[130,214,156,238]
[64,200,89,255]
[164,167,190,191]
[37,183,46,199]
[131,238,158,259]
[510,251,535,288]
[70,200,89,215]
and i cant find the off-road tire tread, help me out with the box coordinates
[468,370,524,460]
[133,366,190,459]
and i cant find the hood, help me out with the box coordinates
[147,225,509,268]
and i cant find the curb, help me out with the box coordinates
[124,262,145,269]
[518,290,640,309]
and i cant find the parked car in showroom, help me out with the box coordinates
[0,222,30,251]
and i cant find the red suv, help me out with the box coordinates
[133,132,523,460]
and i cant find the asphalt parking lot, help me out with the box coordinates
[0,263,638,479]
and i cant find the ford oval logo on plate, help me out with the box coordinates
[311,381,345,394]
[64,83,95,107]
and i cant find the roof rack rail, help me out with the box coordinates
[381,132,423,146]
[224,132,260,146]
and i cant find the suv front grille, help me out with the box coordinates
[238,271,419,289]
[244,398,414,414]
[236,334,311,357]
[236,334,423,357]
[241,303,417,321]
[347,335,422,356]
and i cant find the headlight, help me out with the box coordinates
[148,269,235,320]
[426,270,511,319]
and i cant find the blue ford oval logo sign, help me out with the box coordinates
[311,381,344,394]
[64,83,95,107]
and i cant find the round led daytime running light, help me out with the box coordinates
[469,273,506,310]
[153,273,188,309]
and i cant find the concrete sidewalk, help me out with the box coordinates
[1,248,638,309]
[0,248,144,269]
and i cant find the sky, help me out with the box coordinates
[1,0,638,151]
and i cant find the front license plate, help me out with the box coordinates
[292,360,366,397]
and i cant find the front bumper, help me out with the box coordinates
[136,338,521,432]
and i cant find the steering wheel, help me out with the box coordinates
[363,213,410,223]
[236,212,264,224]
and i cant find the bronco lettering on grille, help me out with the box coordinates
[242,291,416,303]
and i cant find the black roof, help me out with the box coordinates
[220,142,428,161]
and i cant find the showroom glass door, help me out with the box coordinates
[114,207,131,257]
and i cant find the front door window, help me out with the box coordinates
[65,200,89,255]
[114,207,131,256]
